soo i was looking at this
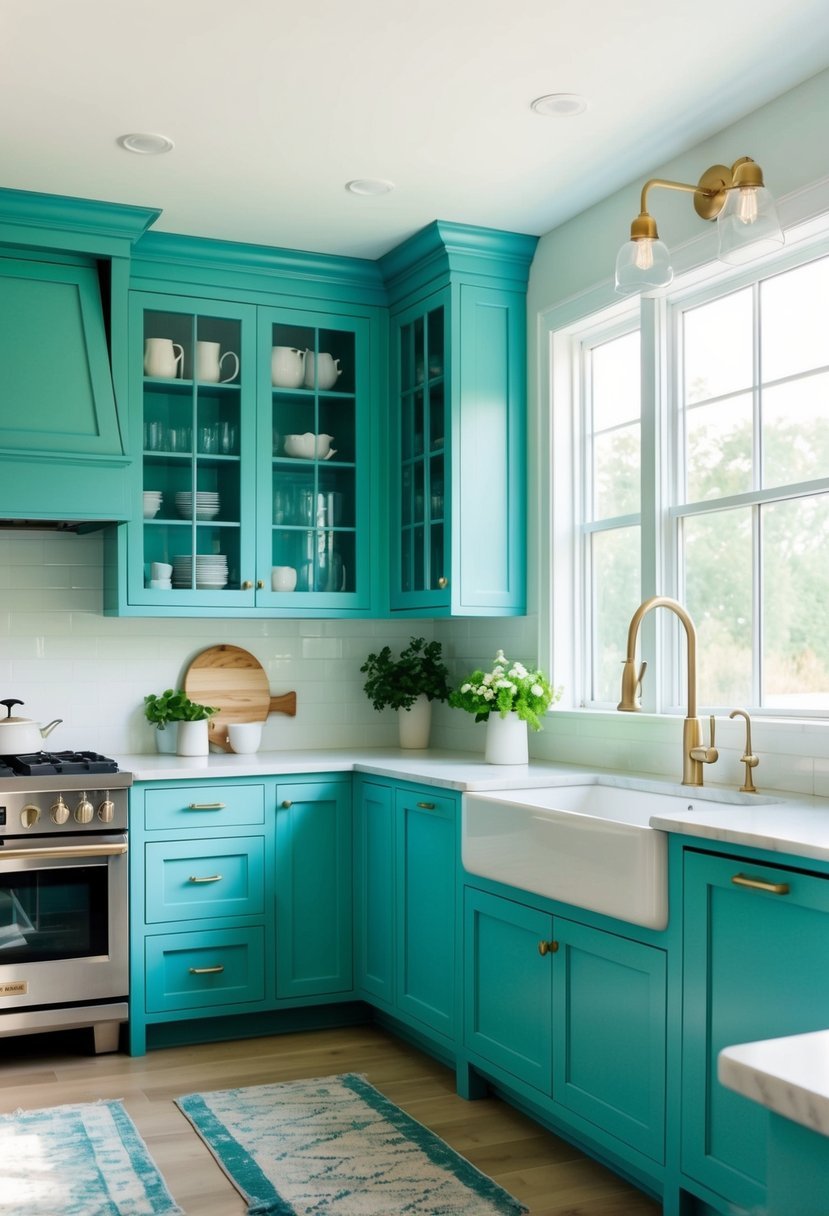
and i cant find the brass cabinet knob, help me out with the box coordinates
[257,580,264,589]
[438,576,448,589]
[537,940,559,956]
[242,580,253,590]
[281,799,293,809]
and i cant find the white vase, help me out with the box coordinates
[154,723,178,754]
[485,711,529,764]
[176,719,209,756]
[398,694,432,749]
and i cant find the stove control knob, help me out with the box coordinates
[97,798,115,824]
[51,796,70,825]
[74,795,94,825]
[20,804,40,829]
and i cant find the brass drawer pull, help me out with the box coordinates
[189,965,225,975]
[187,802,226,810]
[417,802,436,810]
[189,874,222,884]
[732,873,790,895]
[538,940,559,956]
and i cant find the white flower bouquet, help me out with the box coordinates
[449,650,560,731]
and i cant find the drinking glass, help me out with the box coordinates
[199,424,218,454]
[219,421,237,454]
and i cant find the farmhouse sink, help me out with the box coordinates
[462,779,780,931]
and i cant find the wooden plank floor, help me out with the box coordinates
[0,1024,662,1215]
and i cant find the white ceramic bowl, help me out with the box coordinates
[284,432,335,460]
[227,722,262,754]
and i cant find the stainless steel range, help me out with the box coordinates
[0,751,132,1053]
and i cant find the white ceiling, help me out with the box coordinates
[3,0,829,260]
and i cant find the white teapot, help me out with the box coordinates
[271,346,306,389]
[304,351,342,391]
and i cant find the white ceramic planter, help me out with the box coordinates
[154,723,178,754]
[485,710,529,764]
[398,694,432,749]
[176,719,209,756]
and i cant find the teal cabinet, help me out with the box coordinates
[382,223,537,616]
[464,885,667,1164]
[274,779,353,1000]
[682,848,829,1212]
[109,287,379,616]
[354,777,459,1047]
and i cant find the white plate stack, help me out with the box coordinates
[172,555,229,589]
[175,491,220,520]
[143,490,163,519]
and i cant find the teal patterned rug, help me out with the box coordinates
[175,1072,528,1215]
[0,1098,182,1215]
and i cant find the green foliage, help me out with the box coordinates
[360,637,451,712]
[449,651,561,731]
[144,689,219,726]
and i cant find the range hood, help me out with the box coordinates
[0,188,160,526]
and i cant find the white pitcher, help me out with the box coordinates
[304,351,342,390]
[196,340,239,383]
[271,346,306,389]
[144,337,184,379]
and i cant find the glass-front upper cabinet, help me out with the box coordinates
[127,292,258,609]
[258,308,370,610]
[391,292,449,612]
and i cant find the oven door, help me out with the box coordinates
[0,834,128,1010]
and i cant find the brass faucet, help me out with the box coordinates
[729,708,759,793]
[618,596,718,787]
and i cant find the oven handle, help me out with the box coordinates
[0,841,128,861]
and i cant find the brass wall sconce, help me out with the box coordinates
[615,156,784,294]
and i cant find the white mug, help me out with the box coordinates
[271,346,306,388]
[227,722,262,754]
[144,337,184,379]
[151,561,173,579]
[196,340,239,383]
[304,351,342,390]
[272,565,298,592]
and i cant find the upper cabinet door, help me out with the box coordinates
[128,291,258,609]
[257,307,374,613]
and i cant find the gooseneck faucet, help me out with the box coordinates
[618,596,718,787]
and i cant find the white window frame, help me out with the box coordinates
[541,182,829,723]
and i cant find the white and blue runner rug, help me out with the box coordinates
[0,1098,183,1215]
[175,1072,528,1215]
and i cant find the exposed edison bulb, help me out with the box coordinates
[634,239,655,271]
[736,186,759,225]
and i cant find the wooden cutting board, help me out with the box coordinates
[183,644,296,752]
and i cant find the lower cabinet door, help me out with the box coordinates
[552,918,666,1163]
[354,780,395,1005]
[274,780,353,1000]
[145,927,266,1012]
[682,849,829,1210]
[144,837,265,923]
[464,887,553,1093]
[395,789,456,1038]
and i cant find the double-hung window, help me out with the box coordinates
[566,244,829,716]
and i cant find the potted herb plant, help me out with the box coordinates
[449,650,560,763]
[144,689,219,756]
[360,637,451,748]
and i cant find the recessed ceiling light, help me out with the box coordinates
[530,94,588,118]
[345,179,395,196]
[117,132,175,155]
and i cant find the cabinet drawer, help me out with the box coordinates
[144,837,265,924]
[145,927,265,1013]
[143,784,265,831]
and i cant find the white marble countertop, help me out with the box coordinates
[719,1030,829,1135]
[114,747,829,861]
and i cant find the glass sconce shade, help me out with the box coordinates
[615,238,673,294]
[717,185,784,265]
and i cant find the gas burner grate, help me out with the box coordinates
[4,751,120,777]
